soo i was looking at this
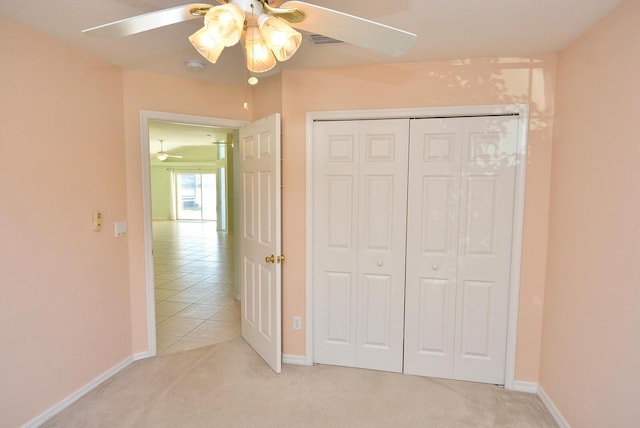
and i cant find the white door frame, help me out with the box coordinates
[139,110,247,356]
[305,104,529,389]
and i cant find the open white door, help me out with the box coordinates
[239,113,282,373]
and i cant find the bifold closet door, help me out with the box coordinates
[313,119,409,373]
[404,116,519,385]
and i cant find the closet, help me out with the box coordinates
[312,114,519,385]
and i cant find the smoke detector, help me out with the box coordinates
[185,59,206,71]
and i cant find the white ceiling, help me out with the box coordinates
[2,0,622,151]
[0,0,623,87]
[149,120,235,154]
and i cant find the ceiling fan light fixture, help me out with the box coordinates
[205,3,245,47]
[245,27,276,73]
[258,15,302,62]
[189,27,225,63]
[156,152,169,161]
[82,1,419,80]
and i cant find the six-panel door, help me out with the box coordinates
[313,119,409,373]
[403,116,518,384]
[240,114,282,374]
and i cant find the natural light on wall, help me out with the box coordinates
[188,0,302,82]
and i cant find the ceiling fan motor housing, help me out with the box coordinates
[231,0,265,22]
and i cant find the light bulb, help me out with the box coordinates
[258,15,302,62]
[248,76,259,85]
[189,27,224,63]
[245,27,276,73]
[205,3,245,47]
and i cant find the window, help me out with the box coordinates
[175,173,217,221]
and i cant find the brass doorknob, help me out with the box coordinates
[265,255,276,263]
[277,255,285,263]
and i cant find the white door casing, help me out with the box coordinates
[140,111,283,371]
[239,113,282,374]
[307,105,528,389]
[139,110,247,358]
[403,116,519,384]
[306,106,528,389]
[313,119,409,373]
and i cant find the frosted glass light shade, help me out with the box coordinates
[258,15,302,62]
[205,3,245,47]
[189,27,225,63]
[245,27,276,73]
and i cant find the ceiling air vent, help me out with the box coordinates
[309,33,343,45]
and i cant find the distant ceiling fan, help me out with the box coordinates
[82,0,417,79]
[154,140,183,161]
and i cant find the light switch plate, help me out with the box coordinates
[93,211,103,232]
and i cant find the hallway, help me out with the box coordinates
[152,221,239,354]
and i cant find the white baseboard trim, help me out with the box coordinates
[512,380,538,394]
[133,351,152,361]
[538,385,570,428]
[282,354,312,366]
[22,355,134,428]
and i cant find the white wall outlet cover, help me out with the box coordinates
[114,221,128,237]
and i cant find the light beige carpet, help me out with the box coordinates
[43,338,556,427]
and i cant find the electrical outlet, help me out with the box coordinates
[293,316,302,330]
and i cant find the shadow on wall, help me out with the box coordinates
[310,56,554,168]
[413,56,554,169]
[309,56,554,127]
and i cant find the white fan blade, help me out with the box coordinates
[82,3,213,37]
[281,1,416,56]
[168,155,184,158]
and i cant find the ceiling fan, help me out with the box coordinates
[82,1,417,79]
[154,140,183,161]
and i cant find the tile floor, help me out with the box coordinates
[153,220,239,354]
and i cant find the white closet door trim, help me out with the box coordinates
[305,104,529,389]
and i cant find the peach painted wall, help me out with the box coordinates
[0,16,130,427]
[121,70,250,353]
[539,0,640,426]
[252,74,283,119]
[279,56,557,381]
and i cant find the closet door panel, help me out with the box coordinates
[453,116,518,384]
[313,121,360,367]
[314,119,409,372]
[404,118,461,378]
[325,271,353,343]
[314,115,519,384]
[417,277,451,353]
[356,119,409,373]
[459,279,493,356]
[361,273,393,346]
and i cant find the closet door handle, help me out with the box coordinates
[376,260,384,267]
[432,264,439,271]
